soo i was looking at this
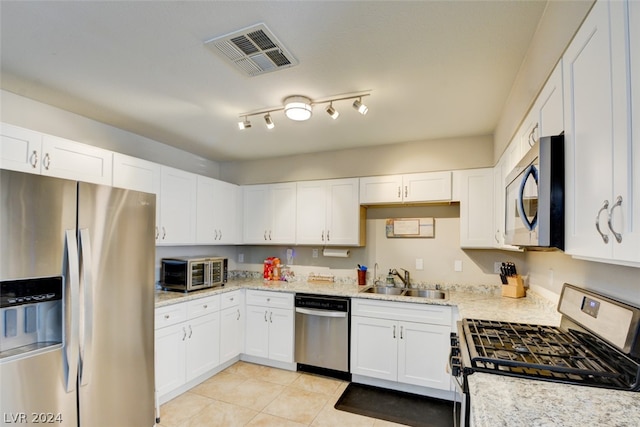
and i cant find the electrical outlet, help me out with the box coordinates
[415,258,424,270]
[494,262,502,274]
[312,249,319,258]
[238,253,244,263]
[454,260,463,272]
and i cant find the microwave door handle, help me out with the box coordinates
[517,165,539,231]
[64,230,80,393]
[79,228,94,386]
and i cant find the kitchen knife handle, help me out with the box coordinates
[79,228,94,387]
[595,200,610,244]
[607,196,623,243]
[64,230,80,393]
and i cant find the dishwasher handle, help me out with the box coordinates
[295,307,347,318]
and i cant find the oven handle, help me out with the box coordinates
[295,307,346,318]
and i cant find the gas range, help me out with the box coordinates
[450,284,640,425]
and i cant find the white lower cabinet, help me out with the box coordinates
[244,290,294,364]
[155,295,220,401]
[351,299,452,392]
[219,290,245,364]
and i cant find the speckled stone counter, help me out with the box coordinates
[467,372,640,427]
[155,278,561,326]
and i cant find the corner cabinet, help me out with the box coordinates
[457,168,495,248]
[242,183,297,244]
[351,299,452,392]
[296,178,364,246]
[196,176,240,244]
[563,0,640,264]
[359,172,452,204]
[158,166,197,245]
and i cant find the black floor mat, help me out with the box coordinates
[334,383,459,427]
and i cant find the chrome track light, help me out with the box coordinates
[353,98,368,115]
[238,117,251,130]
[264,113,275,129]
[325,103,339,119]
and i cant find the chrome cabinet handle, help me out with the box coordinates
[494,230,500,244]
[203,304,208,309]
[218,229,222,240]
[400,325,404,340]
[264,310,268,322]
[164,314,170,319]
[43,153,51,170]
[269,311,273,323]
[607,196,623,243]
[236,309,240,320]
[182,327,187,341]
[155,226,159,240]
[404,186,408,198]
[162,227,166,240]
[393,325,396,339]
[321,231,324,241]
[188,325,193,339]
[595,200,610,244]
[326,230,330,241]
[269,230,272,240]
[397,186,401,198]
[264,231,267,241]
[30,150,39,168]
[528,123,539,147]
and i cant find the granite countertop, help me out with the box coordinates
[154,278,639,426]
[467,373,640,427]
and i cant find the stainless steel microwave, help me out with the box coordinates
[160,256,227,292]
[505,135,564,250]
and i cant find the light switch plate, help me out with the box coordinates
[454,260,463,272]
[238,253,244,263]
[312,249,319,258]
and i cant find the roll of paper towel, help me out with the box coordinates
[322,248,350,257]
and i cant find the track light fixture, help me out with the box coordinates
[264,113,275,129]
[237,116,251,130]
[353,97,368,115]
[325,102,339,120]
[237,92,370,130]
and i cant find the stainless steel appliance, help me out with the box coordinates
[295,294,350,380]
[0,170,156,426]
[160,256,227,292]
[505,134,564,250]
[450,283,640,426]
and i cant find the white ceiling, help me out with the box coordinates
[0,1,547,162]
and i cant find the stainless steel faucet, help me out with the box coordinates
[391,268,410,287]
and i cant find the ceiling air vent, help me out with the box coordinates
[204,23,298,77]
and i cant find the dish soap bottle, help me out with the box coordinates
[386,269,395,286]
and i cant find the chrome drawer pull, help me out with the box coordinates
[607,196,623,243]
[595,200,609,244]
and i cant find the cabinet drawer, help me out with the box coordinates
[352,298,451,326]
[155,303,188,329]
[221,290,242,309]
[246,290,293,309]
[187,295,220,318]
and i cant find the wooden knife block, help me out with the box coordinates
[502,275,525,298]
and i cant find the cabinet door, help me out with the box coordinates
[244,305,269,358]
[537,60,564,138]
[269,183,297,244]
[41,134,113,185]
[196,176,218,244]
[325,178,361,246]
[0,123,43,173]
[185,313,220,381]
[159,166,197,245]
[296,180,328,244]
[397,321,451,390]
[359,175,403,204]
[267,307,294,363]
[242,185,271,243]
[214,180,239,244]
[458,168,494,248]
[403,172,452,202]
[155,323,186,397]
[220,306,243,364]
[563,0,618,259]
[350,316,397,381]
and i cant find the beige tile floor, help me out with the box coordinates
[158,361,407,427]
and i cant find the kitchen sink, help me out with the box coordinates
[360,286,448,300]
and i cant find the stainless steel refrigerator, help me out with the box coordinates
[0,170,156,426]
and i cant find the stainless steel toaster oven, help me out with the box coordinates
[160,256,227,292]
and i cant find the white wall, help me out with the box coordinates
[1,90,222,178]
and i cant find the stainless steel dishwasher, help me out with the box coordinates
[294,294,350,380]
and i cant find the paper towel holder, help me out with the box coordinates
[322,248,350,258]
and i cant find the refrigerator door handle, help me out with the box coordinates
[79,228,94,387]
[64,229,80,393]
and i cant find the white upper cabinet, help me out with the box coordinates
[0,123,112,185]
[563,0,639,264]
[113,153,161,195]
[537,60,564,138]
[1,123,43,173]
[242,183,296,244]
[158,166,197,245]
[296,178,362,246]
[360,172,452,205]
[457,168,495,248]
[196,176,239,245]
